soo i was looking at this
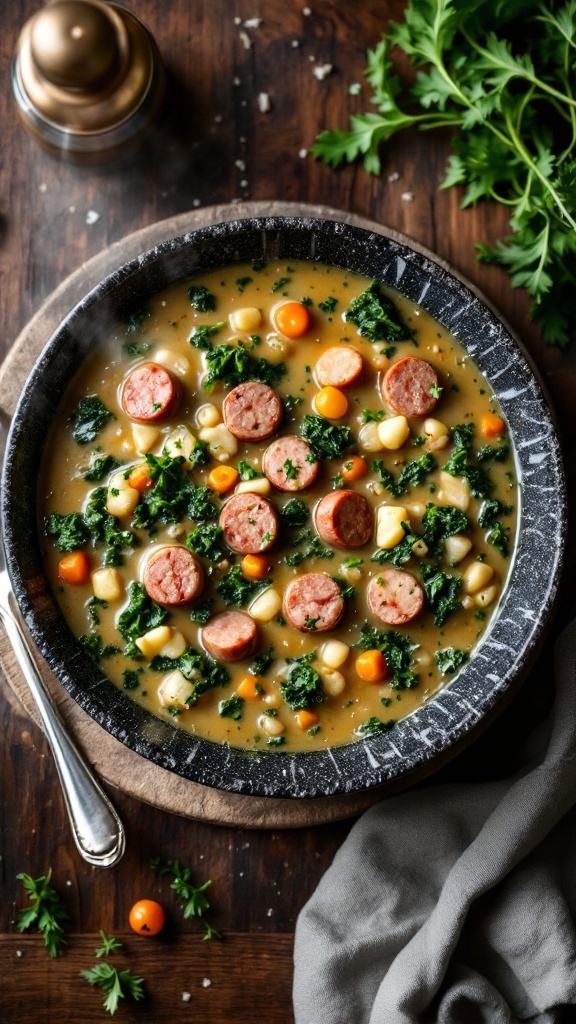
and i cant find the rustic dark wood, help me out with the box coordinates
[1,2,576,1022]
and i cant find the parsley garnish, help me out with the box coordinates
[17,870,70,957]
[282,458,301,480]
[362,408,385,423]
[237,459,263,481]
[81,934,145,1016]
[271,276,291,293]
[150,858,220,940]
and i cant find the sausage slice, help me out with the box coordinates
[315,346,363,389]
[202,610,259,662]
[263,436,319,492]
[316,490,373,549]
[219,492,278,554]
[382,357,439,418]
[143,546,204,606]
[283,573,345,633]
[223,381,283,441]
[368,569,424,626]
[122,362,181,422]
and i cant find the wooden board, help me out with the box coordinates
[0,201,411,829]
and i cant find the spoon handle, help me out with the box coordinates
[0,578,125,867]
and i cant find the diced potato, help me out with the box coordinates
[320,640,350,669]
[154,349,191,377]
[321,669,346,697]
[91,567,122,602]
[424,417,449,441]
[265,333,292,359]
[412,539,428,558]
[376,505,409,549]
[263,693,281,708]
[378,415,410,450]
[158,670,194,711]
[444,534,472,566]
[106,484,140,517]
[132,423,161,454]
[258,713,285,736]
[405,502,426,518]
[230,307,262,332]
[196,403,222,429]
[461,595,474,610]
[475,584,498,608]
[135,625,172,659]
[236,477,271,495]
[359,421,384,453]
[164,424,198,463]
[463,561,494,594]
[367,344,387,370]
[250,588,282,622]
[109,470,131,492]
[159,629,188,660]
[199,423,238,461]
[338,563,363,584]
[438,470,470,512]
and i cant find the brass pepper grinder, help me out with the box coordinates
[11,0,165,161]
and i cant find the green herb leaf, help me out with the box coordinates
[434,647,469,675]
[185,523,227,561]
[203,343,286,390]
[280,653,324,710]
[81,961,145,1016]
[356,716,395,737]
[45,511,90,552]
[300,414,355,460]
[188,322,226,349]
[117,582,167,642]
[82,453,123,482]
[69,396,115,445]
[216,565,272,607]
[17,870,70,957]
[218,694,244,719]
[420,563,462,626]
[188,284,217,312]
[345,281,409,341]
[279,498,309,529]
[355,624,418,690]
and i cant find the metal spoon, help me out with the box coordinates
[0,417,125,867]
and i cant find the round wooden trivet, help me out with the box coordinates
[0,202,416,828]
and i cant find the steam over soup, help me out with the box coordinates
[40,261,517,751]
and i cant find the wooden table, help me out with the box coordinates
[1,3,574,1021]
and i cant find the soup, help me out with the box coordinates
[39,260,517,752]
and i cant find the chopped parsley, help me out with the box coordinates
[362,408,385,423]
[282,458,301,480]
[69,396,115,445]
[283,394,304,414]
[345,281,409,341]
[237,459,263,481]
[78,634,120,661]
[332,576,356,600]
[271,276,291,293]
[188,284,217,312]
[434,648,469,675]
[430,382,443,399]
[216,566,272,607]
[300,414,354,460]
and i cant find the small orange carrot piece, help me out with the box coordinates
[207,464,240,493]
[296,709,319,731]
[58,550,90,586]
[273,301,311,339]
[127,464,153,492]
[355,649,389,683]
[341,454,368,483]
[237,676,262,701]
[481,413,505,438]
[241,554,272,580]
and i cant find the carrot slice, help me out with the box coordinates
[481,413,505,437]
[296,709,319,731]
[237,676,262,701]
[207,465,240,493]
[58,550,90,585]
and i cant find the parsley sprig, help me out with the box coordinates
[16,870,70,957]
[312,0,576,345]
[81,933,145,1016]
[150,858,221,940]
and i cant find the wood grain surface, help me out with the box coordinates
[1,2,575,1022]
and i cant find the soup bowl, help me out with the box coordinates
[1,215,566,798]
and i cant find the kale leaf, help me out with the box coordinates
[300,414,355,460]
[280,654,324,710]
[188,322,226,349]
[188,284,217,312]
[117,582,168,644]
[356,716,395,737]
[218,695,244,720]
[422,503,469,550]
[78,634,120,661]
[249,646,274,677]
[345,281,409,342]
[237,459,263,481]
[216,566,272,607]
[373,452,436,497]
[82,453,123,482]
[279,498,309,529]
[69,396,115,445]
[355,624,418,690]
[84,487,136,566]
[478,498,513,558]
[286,528,334,566]
[434,647,469,675]
[45,512,90,552]
[371,528,419,567]
[185,523,227,562]
[189,599,214,625]
[150,645,229,703]
[203,344,286,390]
[420,563,462,626]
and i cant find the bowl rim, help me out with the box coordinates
[1,214,567,798]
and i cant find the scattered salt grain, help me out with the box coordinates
[240,179,248,188]
[234,16,241,24]
[68,205,76,213]
[86,209,100,225]
[303,6,312,14]
[401,191,414,202]
[233,77,241,86]
[239,31,252,50]
[299,148,308,159]
[244,17,262,28]
[235,159,246,171]
[202,978,212,988]
[291,40,300,48]
[267,908,274,917]
[161,300,167,307]
[182,992,191,1002]
[193,198,201,208]
[214,114,223,124]
[16,950,23,958]
[39,182,47,193]
[388,171,400,182]
[258,92,271,113]
[313,64,333,81]
[348,82,361,95]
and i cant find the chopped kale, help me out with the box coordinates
[271,276,291,293]
[345,281,409,342]
[150,645,229,703]
[122,669,141,690]
[357,716,395,737]
[371,529,419,567]
[237,459,263,481]
[279,498,309,529]
[218,694,244,719]
[83,487,136,565]
[249,646,274,677]
[216,565,272,607]
[82,453,122,482]
[86,596,107,626]
[301,296,313,307]
[342,557,363,570]
[286,529,334,566]
[280,654,324,710]
[450,423,475,451]
[478,499,513,528]
[443,423,494,499]
[45,512,90,553]
[123,340,152,357]
[78,634,120,661]
[189,600,214,625]
[117,582,168,643]
[485,520,511,559]
[188,322,225,349]
[185,523,226,562]
[188,438,211,468]
[252,260,267,272]
[318,296,338,313]
[125,309,150,335]
[133,453,217,529]
[203,343,286,390]
[188,284,217,312]
[283,394,304,414]
[266,736,286,747]
[373,453,436,498]
[69,396,115,445]
[188,485,219,521]
[434,647,469,675]
[331,473,345,490]
[420,563,462,626]
[362,409,385,423]
[355,624,418,690]
[477,440,511,464]
[332,576,356,600]
[422,503,469,550]
[300,415,354,460]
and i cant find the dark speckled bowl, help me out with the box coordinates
[1,217,567,798]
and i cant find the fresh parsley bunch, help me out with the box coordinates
[313,0,576,345]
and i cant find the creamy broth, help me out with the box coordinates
[40,260,517,751]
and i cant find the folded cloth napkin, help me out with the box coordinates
[293,617,576,1024]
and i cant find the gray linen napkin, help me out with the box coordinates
[293,617,576,1024]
